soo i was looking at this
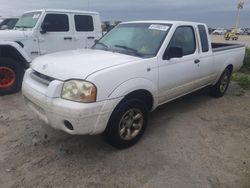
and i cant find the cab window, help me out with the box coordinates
[42,14,69,32]
[167,26,196,56]
[198,25,209,52]
[74,15,94,32]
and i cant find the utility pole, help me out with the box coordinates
[225,0,245,40]
[234,0,244,33]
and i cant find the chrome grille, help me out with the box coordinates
[31,71,55,85]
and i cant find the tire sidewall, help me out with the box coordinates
[105,99,148,149]
[211,68,231,97]
[0,58,24,96]
[219,69,231,95]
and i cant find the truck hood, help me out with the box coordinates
[31,49,141,81]
[0,30,30,41]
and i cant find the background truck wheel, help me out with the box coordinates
[104,99,148,149]
[0,58,24,96]
[210,68,231,98]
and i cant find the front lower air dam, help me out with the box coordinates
[0,67,16,89]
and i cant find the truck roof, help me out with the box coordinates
[121,20,205,25]
[24,9,99,15]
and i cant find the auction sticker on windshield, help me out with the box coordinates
[33,14,40,19]
[149,24,169,31]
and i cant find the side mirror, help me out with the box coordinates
[40,22,49,34]
[164,46,183,60]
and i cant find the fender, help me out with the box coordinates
[212,47,245,86]
[212,59,233,86]
[0,41,31,66]
[108,78,159,110]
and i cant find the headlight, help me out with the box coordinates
[61,80,97,103]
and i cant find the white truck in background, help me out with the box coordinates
[0,9,102,95]
[0,18,19,30]
[212,28,227,35]
[22,21,245,149]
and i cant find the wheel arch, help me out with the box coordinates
[212,63,234,86]
[0,43,31,69]
[108,78,158,111]
[226,64,234,75]
[122,89,154,111]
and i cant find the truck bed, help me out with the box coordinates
[212,43,245,52]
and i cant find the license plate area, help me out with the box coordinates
[24,97,49,124]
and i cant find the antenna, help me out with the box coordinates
[234,0,244,33]
[87,0,90,10]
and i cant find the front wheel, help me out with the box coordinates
[0,58,24,96]
[104,99,148,149]
[210,68,231,98]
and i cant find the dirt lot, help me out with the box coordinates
[211,35,250,48]
[0,83,249,188]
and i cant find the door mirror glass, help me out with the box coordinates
[164,46,183,60]
[40,22,49,34]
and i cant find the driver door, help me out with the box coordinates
[158,25,201,104]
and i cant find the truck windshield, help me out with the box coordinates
[15,12,41,29]
[93,23,171,58]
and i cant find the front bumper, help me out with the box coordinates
[22,69,121,135]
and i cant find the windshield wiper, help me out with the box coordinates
[95,42,108,49]
[114,45,142,57]
[15,25,30,29]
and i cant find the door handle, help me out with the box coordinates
[194,59,200,64]
[64,37,73,40]
[87,36,95,39]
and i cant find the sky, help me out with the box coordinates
[0,0,249,28]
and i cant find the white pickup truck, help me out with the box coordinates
[0,9,102,95]
[22,21,245,149]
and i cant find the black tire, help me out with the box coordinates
[104,99,148,149]
[210,68,232,98]
[0,58,24,96]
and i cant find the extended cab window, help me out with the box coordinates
[198,25,209,52]
[167,26,196,56]
[42,14,69,32]
[74,15,94,32]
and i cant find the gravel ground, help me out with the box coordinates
[0,83,249,188]
[211,35,250,48]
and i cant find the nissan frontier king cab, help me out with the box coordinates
[22,21,245,149]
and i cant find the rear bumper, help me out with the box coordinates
[22,70,121,135]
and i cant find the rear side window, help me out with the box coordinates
[168,26,196,56]
[198,25,209,52]
[43,14,69,32]
[74,15,94,32]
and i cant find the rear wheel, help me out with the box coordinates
[104,99,148,149]
[0,58,24,96]
[210,68,231,98]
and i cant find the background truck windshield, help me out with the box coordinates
[15,12,41,29]
[93,23,171,58]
